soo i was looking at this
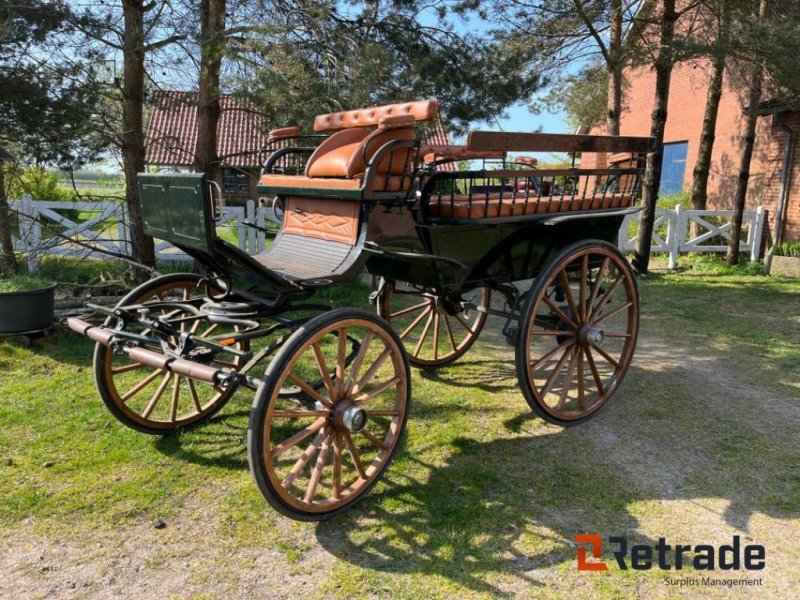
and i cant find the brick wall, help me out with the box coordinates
[586,60,799,243]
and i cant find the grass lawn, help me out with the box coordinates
[1,260,799,598]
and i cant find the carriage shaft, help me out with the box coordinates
[66,317,229,386]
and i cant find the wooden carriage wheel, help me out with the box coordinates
[248,309,410,520]
[93,273,245,435]
[515,241,639,425]
[376,278,490,368]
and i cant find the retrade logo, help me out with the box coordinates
[575,535,766,572]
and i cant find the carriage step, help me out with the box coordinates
[253,234,360,282]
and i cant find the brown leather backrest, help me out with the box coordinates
[313,99,439,132]
[305,128,369,178]
[268,126,301,141]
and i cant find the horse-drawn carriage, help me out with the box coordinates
[68,99,653,520]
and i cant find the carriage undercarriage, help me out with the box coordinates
[67,99,653,520]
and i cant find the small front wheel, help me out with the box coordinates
[515,241,639,425]
[248,308,411,520]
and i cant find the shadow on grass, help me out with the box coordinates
[314,355,800,596]
[153,407,251,470]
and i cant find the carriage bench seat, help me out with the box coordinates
[259,100,439,198]
[426,193,634,219]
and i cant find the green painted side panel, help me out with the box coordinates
[138,173,213,252]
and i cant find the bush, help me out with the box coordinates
[3,165,80,222]
[773,242,800,258]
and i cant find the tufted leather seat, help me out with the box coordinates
[418,145,505,165]
[259,100,438,195]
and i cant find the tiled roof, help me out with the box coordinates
[146,91,268,168]
[146,91,452,169]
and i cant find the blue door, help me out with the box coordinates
[660,141,688,195]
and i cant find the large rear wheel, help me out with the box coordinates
[515,241,639,425]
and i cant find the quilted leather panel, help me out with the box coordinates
[282,197,360,244]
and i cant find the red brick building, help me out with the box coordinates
[585,61,799,244]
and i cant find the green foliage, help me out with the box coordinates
[656,191,691,210]
[0,275,51,292]
[3,166,76,202]
[772,242,800,258]
[535,62,618,130]
[680,253,765,276]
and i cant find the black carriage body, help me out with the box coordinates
[365,201,628,293]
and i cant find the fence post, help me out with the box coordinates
[618,214,629,249]
[19,194,40,272]
[256,204,266,253]
[751,206,765,262]
[246,200,257,254]
[667,204,681,269]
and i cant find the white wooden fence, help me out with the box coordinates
[618,205,765,268]
[9,194,765,272]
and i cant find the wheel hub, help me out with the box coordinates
[578,325,606,348]
[334,402,367,433]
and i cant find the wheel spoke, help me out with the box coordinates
[443,313,458,352]
[187,378,202,412]
[399,306,431,340]
[365,409,401,417]
[454,314,475,333]
[287,372,334,409]
[539,344,575,400]
[141,373,172,418]
[281,429,327,489]
[354,376,401,406]
[169,375,180,421]
[343,430,367,479]
[332,432,342,500]
[587,257,609,312]
[360,428,388,451]
[271,417,327,459]
[579,254,589,322]
[593,345,622,369]
[351,347,392,396]
[542,295,578,330]
[531,330,576,337]
[271,410,330,418]
[591,301,633,327]
[120,369,164,402]
[432,312,440,360]
[529,338,575,372]
[556,347,579,411]
[589,273,624,321]
[413,311,434,358]
[335,328,347,396]
[311,341,336,399]
[200,323,220,338]
[344,331,373,394]
[558,270,580,326]
[584,347,606,394]
[303,433,332,503]
[111,362,145,375]
[389,300,430,319]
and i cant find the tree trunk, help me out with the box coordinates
[121,0,155,268]
[726,73,762,265]
[607,0,623,136]
[194,0,226,181]
[690,54,725,213]
[633,0,677,275]
[726,0,767,266]
[0,164,18,275]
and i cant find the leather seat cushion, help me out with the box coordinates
[427,194,634,218]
